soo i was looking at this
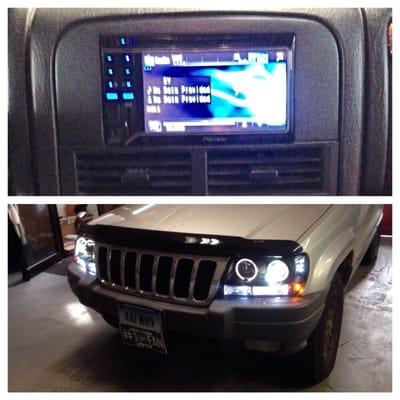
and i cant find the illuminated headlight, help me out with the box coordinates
[294,255,306,273]
[74,236,96,276]
[222,254,309,298]
[224,284,289,296]
[265,260,289,285]
[235,258,258,282]
[223,285,252,297]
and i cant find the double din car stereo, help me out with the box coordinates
[101,34,294,145]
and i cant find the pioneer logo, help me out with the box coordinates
[202,136,228,144]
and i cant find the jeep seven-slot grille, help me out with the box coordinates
[75,151,192,195]
[207,146,324,194]
[96,243,228,306]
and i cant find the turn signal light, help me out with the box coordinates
[290,282,305,296]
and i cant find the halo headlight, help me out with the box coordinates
[235,258,258,282]
[223,253,309,298]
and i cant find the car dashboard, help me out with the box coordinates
[8,8,392,195]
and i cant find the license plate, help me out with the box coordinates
[118,304,167,354]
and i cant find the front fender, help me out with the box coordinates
[298,205,360,295]
[306,229,355,294]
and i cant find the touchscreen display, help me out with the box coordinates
[142,49,289,133]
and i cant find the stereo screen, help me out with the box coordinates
[142,49,289,133]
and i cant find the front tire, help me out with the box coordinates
[303,272,344,384]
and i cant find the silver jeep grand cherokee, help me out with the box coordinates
[68,204,383,384]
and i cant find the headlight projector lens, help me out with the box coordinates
[235,258,258,282]
[265,259,290,285]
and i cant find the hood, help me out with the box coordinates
[89,205,331,242]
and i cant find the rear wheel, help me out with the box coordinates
[361,231,381,265]
[302,272,344,384]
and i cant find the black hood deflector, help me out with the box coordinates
[79,224,302,257]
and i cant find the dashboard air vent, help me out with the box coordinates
[75,151,192,194]
[207,146,325,194]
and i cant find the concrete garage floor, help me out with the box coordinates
[8,237,392,392]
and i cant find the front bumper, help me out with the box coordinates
[68,262,326,353]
